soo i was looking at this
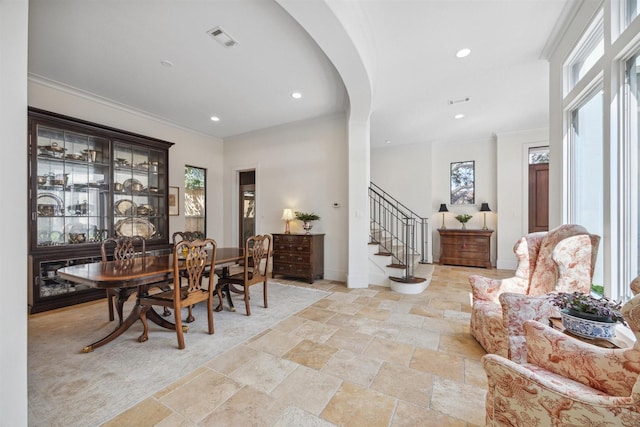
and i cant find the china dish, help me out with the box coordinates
[123,178,144,193]
[115,217,155,239]
[37,193,63,216]
[115,199,136,215]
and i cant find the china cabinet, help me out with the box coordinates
[28,108,173,313]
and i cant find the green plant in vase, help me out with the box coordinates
[552,291,626,339]
[295,211,320,234]
[454,214,473,229]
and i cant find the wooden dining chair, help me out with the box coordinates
[137,238,217,349]
[101,236,147,325]
[172,231,212,322]
[216,234,272,316]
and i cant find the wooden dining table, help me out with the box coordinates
[57,247,243,353]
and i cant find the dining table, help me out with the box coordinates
[57,247,244,353]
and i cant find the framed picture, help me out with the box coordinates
[169,186,179,216]
[450,161,475,205]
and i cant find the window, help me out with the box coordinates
[569,89,604,289]
[184,165,206,236]
[528,146,549,164]
[623,53,640,300]
[564,10,604,93]
[628,0,638,25]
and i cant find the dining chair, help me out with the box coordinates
[216,234,272,316]
[101,236,148,325]
[172,231,211,322]
[137,238,217,349]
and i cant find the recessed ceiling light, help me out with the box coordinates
[456,48,471,58]
[291,92,302,99]
[454,113,465,119]
[210,116,220,122]
[160,60,174,68]
[385,139,391,144]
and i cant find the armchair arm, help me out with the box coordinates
[483,354,635,409]
[470,275,529,303]
[499,293,559,363]
[524,320,639,396]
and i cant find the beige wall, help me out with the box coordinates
[28,79,225,244]
[223,114,349,281]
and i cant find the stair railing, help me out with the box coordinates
[369,182,429,281]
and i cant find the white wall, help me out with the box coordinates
[373,138,498,265]
[371,129,553,270]
[223,114,349,282]
[28,79,225,243]
[1,1,29,424]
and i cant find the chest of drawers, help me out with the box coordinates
[438,229,493,269]
[272,233,324,283]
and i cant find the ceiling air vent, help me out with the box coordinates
[207,26,238,48]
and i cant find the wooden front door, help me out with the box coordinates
[528,163,549,233]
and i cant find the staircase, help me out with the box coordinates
[368,183,433,294]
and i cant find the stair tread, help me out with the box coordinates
[389,276,427,284]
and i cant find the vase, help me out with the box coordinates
[303,221,313,234]
[461,223,467,229]
[560,309,618,339]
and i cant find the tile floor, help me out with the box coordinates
[102,265,513,427]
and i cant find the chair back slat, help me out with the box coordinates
[101,236,146,262]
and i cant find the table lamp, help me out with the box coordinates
[281,208,295,234]
[438,204,448,229]
[480,203,491,230]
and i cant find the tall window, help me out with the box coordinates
[184,165,206,237]
[570,89,604,288]
[624,53,640,300]
[564,10,604,93]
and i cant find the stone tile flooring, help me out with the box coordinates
[102,265,513,426]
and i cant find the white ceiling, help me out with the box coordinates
[28,0,571,147]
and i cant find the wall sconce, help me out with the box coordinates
[281,208,295,234]
[438,203,448,229]
[480,203,491,230]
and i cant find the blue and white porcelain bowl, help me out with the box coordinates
[561,310,617,339]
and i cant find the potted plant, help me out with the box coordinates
[552,291,626,338]
[295,211,320,234]
[454,214,473,229]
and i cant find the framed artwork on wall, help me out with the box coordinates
[169,186,179,216]
[450,160,475,205]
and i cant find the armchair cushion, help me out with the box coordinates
[470,224,600,360]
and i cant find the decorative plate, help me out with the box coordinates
[115,199,137,215]
[115,218,155,239]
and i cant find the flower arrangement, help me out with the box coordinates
[455,214,472,224]
[552,292,626,325]
[294,211,320,222]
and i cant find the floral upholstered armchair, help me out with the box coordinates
[469,224,600,362]
[483,280,640,426]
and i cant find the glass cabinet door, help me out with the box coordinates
[35,125,110,247]
[113,141,167,241]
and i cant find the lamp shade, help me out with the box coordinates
[480,203,491,212]
[438,203,449,213]
[281,208,295,221]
